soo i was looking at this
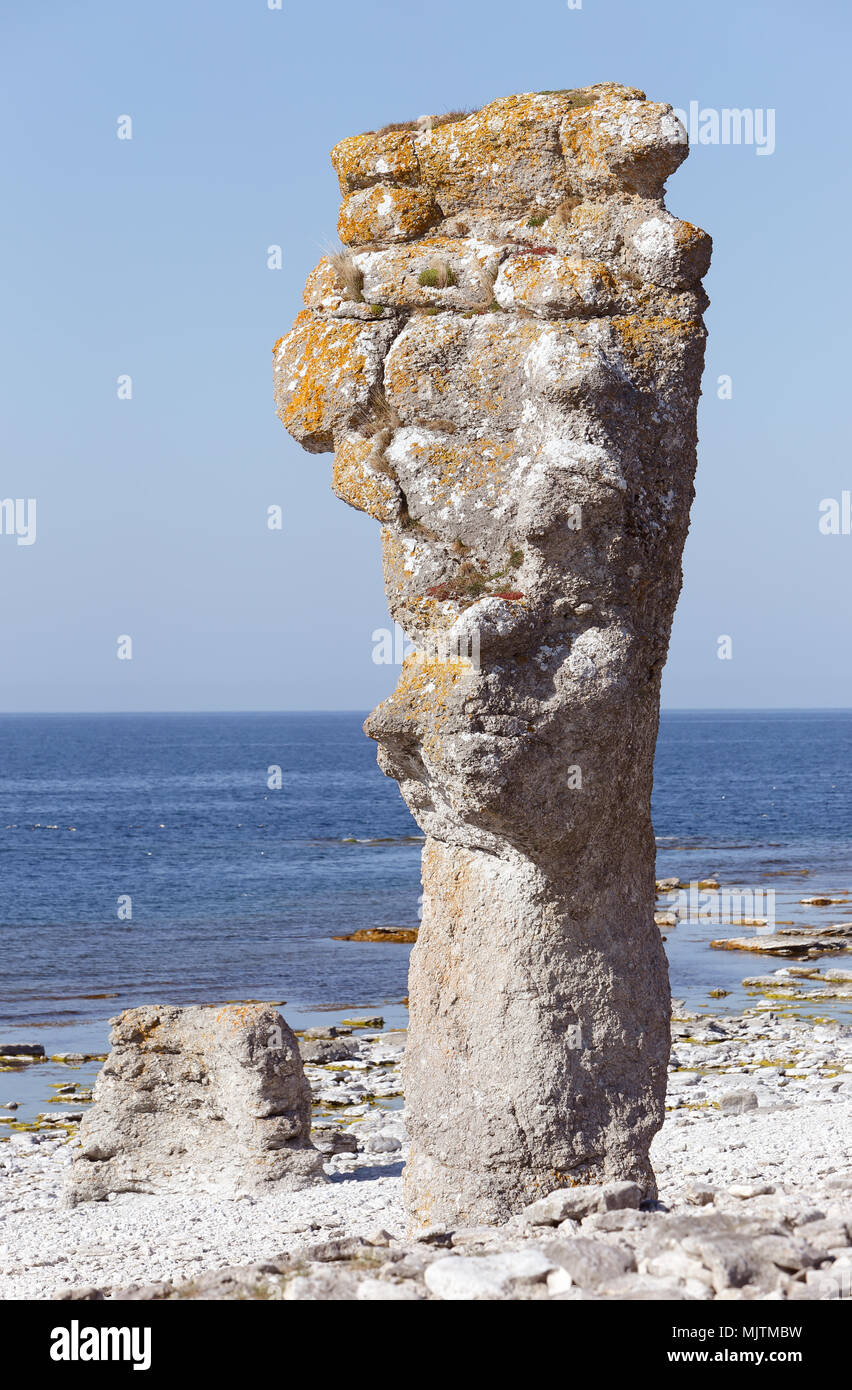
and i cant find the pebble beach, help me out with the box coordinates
[2,1000,851,1301]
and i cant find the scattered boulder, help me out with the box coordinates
[64,1004,326,1204]
[424,1249,556,1300]
[311,1128,359,1156]
[717,1089,759,1115]
[543,1236,636,1290]
[298,1035,360,1064]
[522,1180,642,1226]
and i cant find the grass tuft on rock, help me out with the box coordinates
[418,262,457,289]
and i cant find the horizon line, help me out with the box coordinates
[0,707,851,717]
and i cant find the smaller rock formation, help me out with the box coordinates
[65,1004,325,1204]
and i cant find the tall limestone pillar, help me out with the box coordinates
[275,85,711,1226]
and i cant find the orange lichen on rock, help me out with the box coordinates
[338,183,439,246]
[331,129,421,195]
[383,314,543,430]
[387,652,472,726]
[417,90,609,216]
[332,433,399,523]
[403,434,514,511]
[495,252,618,316]
[611,313,705,386]
[274,311,396,452]
[302,256,346,311]
[560,95,687,195]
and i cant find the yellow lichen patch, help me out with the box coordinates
[672,218,706,249]
[560,97,685,195]
[564,200,617,242]
[405,434,514,511]
[333,433,399,522]
[338,184,439,246]
[381,524,415,590]
[330,129,420,195]
[496,253,617,316]
[359,237,497,310]
[273,311,392,452]
[418,92,587,216]
[302,256,343,311]
[214,1003,268,1034]
[384,315,543,428]
[387,654,472,753]
[611,314,704,384]
[560,109,610,185]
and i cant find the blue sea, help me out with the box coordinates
[1,711,850,1117]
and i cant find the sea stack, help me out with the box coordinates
[275,85,711,1226]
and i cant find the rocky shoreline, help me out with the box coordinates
[1,1003,851,1300]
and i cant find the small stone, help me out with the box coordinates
[717,1089,759,1115]
[424,1250,556,1300]
[824,1173,852,1192]
[543,1237,635,1290]
[645,1248,714,1287]
[356,1279,426,1300]
[521,1185,604,1225]
[311,1128,358,1155]
[298,1037,359,1064]
[751,1234,821,1272]
[365,1229,394,1247]
[579,1209,651,1234]
[413,1227,454,1247]
[728,1183,775,1199]
[601,1181,643,1211]
[684,1182,718,1206]
[680,1234,775,1294]
[596,1274,693,1300]
[546,1267,574,1295]
[449,1226,503,1247]
[363,1133,402,1154]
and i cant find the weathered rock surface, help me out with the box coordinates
[275,85,711,1227]
[65,1005,325,1204]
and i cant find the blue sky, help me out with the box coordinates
[1,0,849,711]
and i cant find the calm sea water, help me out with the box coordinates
[1,711,850,1051]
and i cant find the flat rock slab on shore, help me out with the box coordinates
[712,926,852,957]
